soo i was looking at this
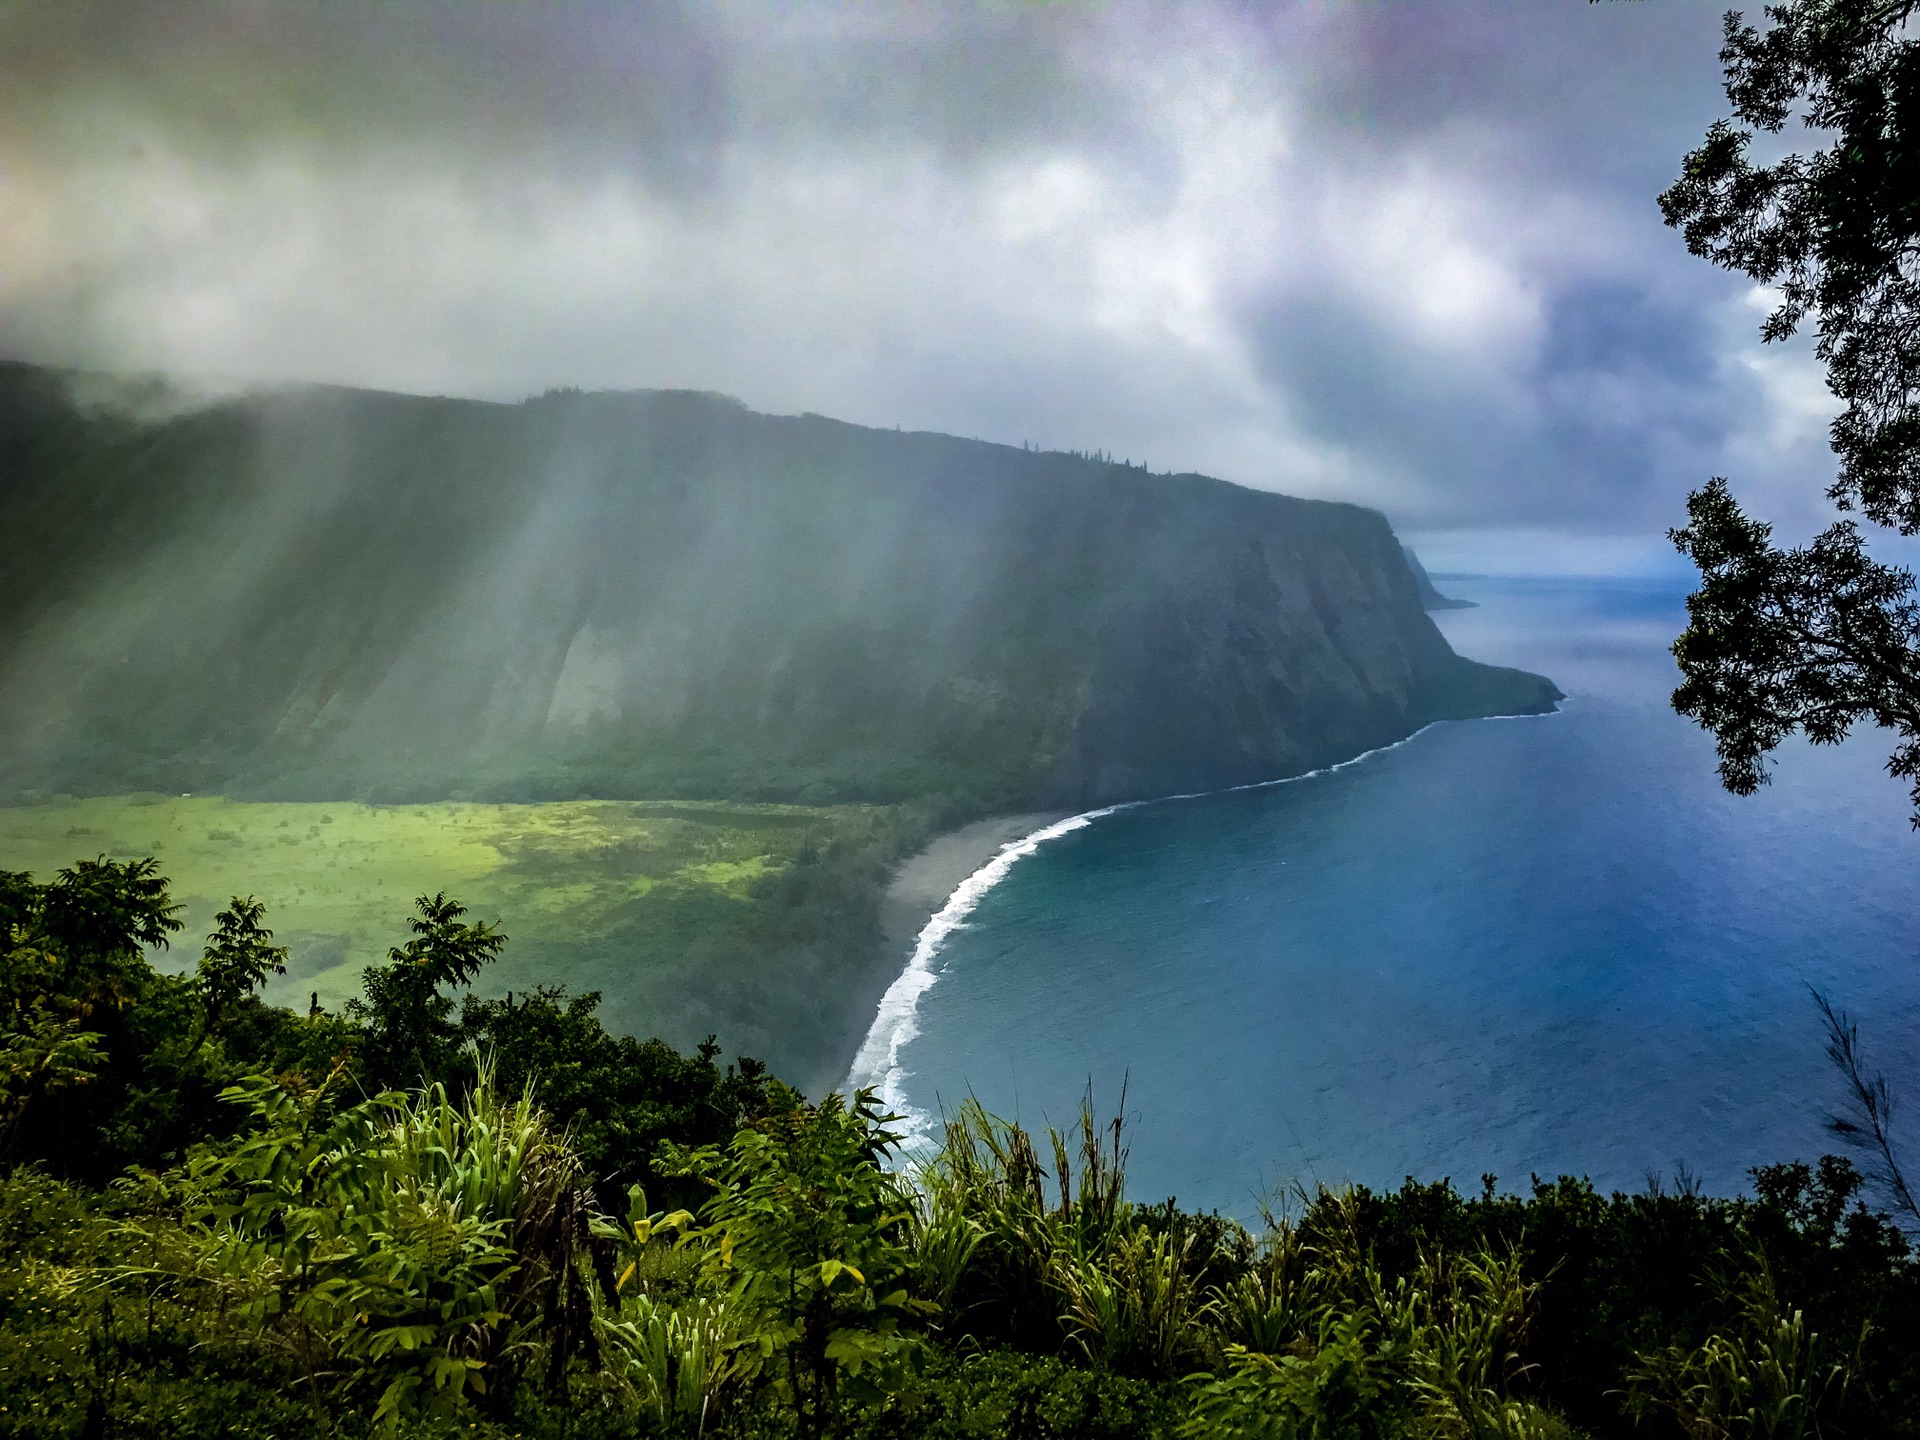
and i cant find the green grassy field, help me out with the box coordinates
[0,794,922,1086]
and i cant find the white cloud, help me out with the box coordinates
[1314,160,1543,357]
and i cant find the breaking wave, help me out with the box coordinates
[840,719,1524,1146]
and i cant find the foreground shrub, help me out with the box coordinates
[119,1062,601,1426]
[770,1349,1183,1440]
[1183,1197,1574,1440]
[662,1091,931,1436]
[910,1095,1235,1374]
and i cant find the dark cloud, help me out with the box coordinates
[0,0,1842,572]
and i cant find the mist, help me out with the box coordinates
[0,0,1844,575]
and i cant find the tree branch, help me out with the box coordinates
[1813,988,1920,1228]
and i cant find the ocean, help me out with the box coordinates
[849,576,1920,1217]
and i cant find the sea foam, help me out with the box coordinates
[842,806,1134,1142]
[839,719,1519,1144]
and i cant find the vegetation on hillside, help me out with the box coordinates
[0,795,948,1091]
[3,853,1916,1438]
[0,362,1556,816]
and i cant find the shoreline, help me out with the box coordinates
[807,812,1064,1097]
[836,810,1083,1114]
[877,812,1068,959]
[832,706,1568,1108]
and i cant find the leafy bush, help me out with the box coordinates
[121,1063,598,1425]
[666,1091,931,1435]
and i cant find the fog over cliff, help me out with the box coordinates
[0,365,1556,808]
[0,1,1843,575]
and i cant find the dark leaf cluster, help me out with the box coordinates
[1661,0,1920,528]
[1661,1,1920,820]
[1670,476,1920,811]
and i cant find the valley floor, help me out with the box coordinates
[0,793,918,1086]
[878,812,1067,958]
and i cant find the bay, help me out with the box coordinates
[879,577,1920,1216]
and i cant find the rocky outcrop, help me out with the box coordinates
[0,364,1557,806]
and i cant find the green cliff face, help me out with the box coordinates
[0,364,1558,806]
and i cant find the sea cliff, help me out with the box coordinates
[0,364,1557,807]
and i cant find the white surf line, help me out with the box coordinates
[843,707,1562,1141]
[843,806,1135,1139]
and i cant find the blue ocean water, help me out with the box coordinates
[873,578,1920,1216]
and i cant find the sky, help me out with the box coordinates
[0,0,1847,575]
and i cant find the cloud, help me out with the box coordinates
[0,0,1847,569]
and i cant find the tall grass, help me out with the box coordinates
[1183,1191,1576,1439]
[98,1071,1868,1438]
[1626,1258,1861,1440]
[121,1060,597,1424]
[908,1097,1582,1435]
[908,1094,1213,1373]
[598,1292,745,1434]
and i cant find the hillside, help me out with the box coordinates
[0,363,1557,808]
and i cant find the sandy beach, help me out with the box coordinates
[810,812,1069,1094]
[878,812,1068,958]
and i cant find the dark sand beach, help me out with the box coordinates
[878,813,1068,959]
[814,813,1067,1094]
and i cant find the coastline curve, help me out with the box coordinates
[842,710,1562,1142]
[843,807,1134,1134]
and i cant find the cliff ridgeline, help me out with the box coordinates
[0,363,1556,807]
